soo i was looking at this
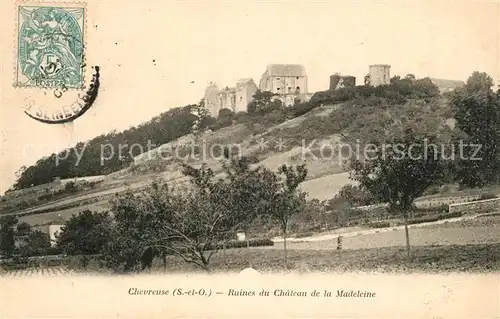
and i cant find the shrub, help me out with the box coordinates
[367,221,392,228]
[476,193,498,201]
[415,204,449,214]
[405,211,463,225]
[424,185,440,195]
[206,238,274,250]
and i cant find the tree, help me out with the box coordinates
[349,123,448,259]
[247,90,282,114]
[16,222,32,236]
[364,74,371,86]
[19,230,51,257]
[337,184,376,207]
[0,215,18,257]
[56,210,113,267]
[217,108,234,128]
[157,187,230,272]
[405,74,416,83]
[178,162,249,270]
[217,157,279,266]
[451,71,500,187]
[267,164,308,268]
[465,71,494,93]
[103,186,171,272]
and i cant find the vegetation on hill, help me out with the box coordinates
[9,75,442,192]
[2,71,500,272]
[46,156,308,272]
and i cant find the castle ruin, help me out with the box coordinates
[203,64,312,115]
[203,79,258,117]
[368,64,391,86]
[329,73,356,90]
[259,64,311,106]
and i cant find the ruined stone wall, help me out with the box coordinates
[235,80,258,113]
[448,198,500,214]
[329,75,356,90]
[204,84,219,117]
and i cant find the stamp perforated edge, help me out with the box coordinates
[13,0,88,91]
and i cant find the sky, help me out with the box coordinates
[1,0,499,194]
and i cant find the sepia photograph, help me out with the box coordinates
[0,0,499,318]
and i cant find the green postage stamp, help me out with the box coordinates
[16,3,86,88]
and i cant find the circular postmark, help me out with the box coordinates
[23,66,100,124]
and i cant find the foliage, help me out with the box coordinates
[310,76,439,107]
[247,90,283,115]
[18,230,51,257]
[349,112,449,257]
[56,210,114,256]
[265,164,308,267]
[11,104,210,189]
[217,108,234,128]
[0,215,18,257]
[337,184,376,207]
[450,71,500,188]
[474,193,498,201]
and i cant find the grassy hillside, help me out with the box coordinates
[3,76,457,217]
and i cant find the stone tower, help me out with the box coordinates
[204,82,219,117]
[329,73,356,90]
[368,64,391,87]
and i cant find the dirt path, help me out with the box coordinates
[271,214,500,250]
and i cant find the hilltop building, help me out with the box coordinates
[329,73,356,90]
[429,78,465,94]
[259,64,312,106]
[203,79,258,117]
[203,83,219,116]
[368,64,391,86]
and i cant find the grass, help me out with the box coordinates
[4,243,497,274]
[154,243,500,273]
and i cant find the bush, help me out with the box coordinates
[367,221,392,228]
[424,185,440,195]
[64,181,78,193]
[476,193,498,201]
[415,204,449,214]
[288,102,318,117]
[406,211,463,225]
[206,238,274,250]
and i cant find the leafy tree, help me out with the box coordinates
[19,230,51,257]
[56,210,113,259]
[267,164,308,268]
[217,158,279,265]
[217,108,234,128]
[337,184,376,207]
[103,187,168,272]
[16,222,31,235]
[157,186,230,272]
[405,74,416,82]
[247,90,282,114]
[349,122,448,259]
[0,215,18,257]
[450,71,500,187]
[465,71,494,93]
[364,74,371,86]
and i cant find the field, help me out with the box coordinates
[2,216,498,276]
[151,216,500,273]
[273,215,500,250]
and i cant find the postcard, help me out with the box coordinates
[0,0,499,318]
